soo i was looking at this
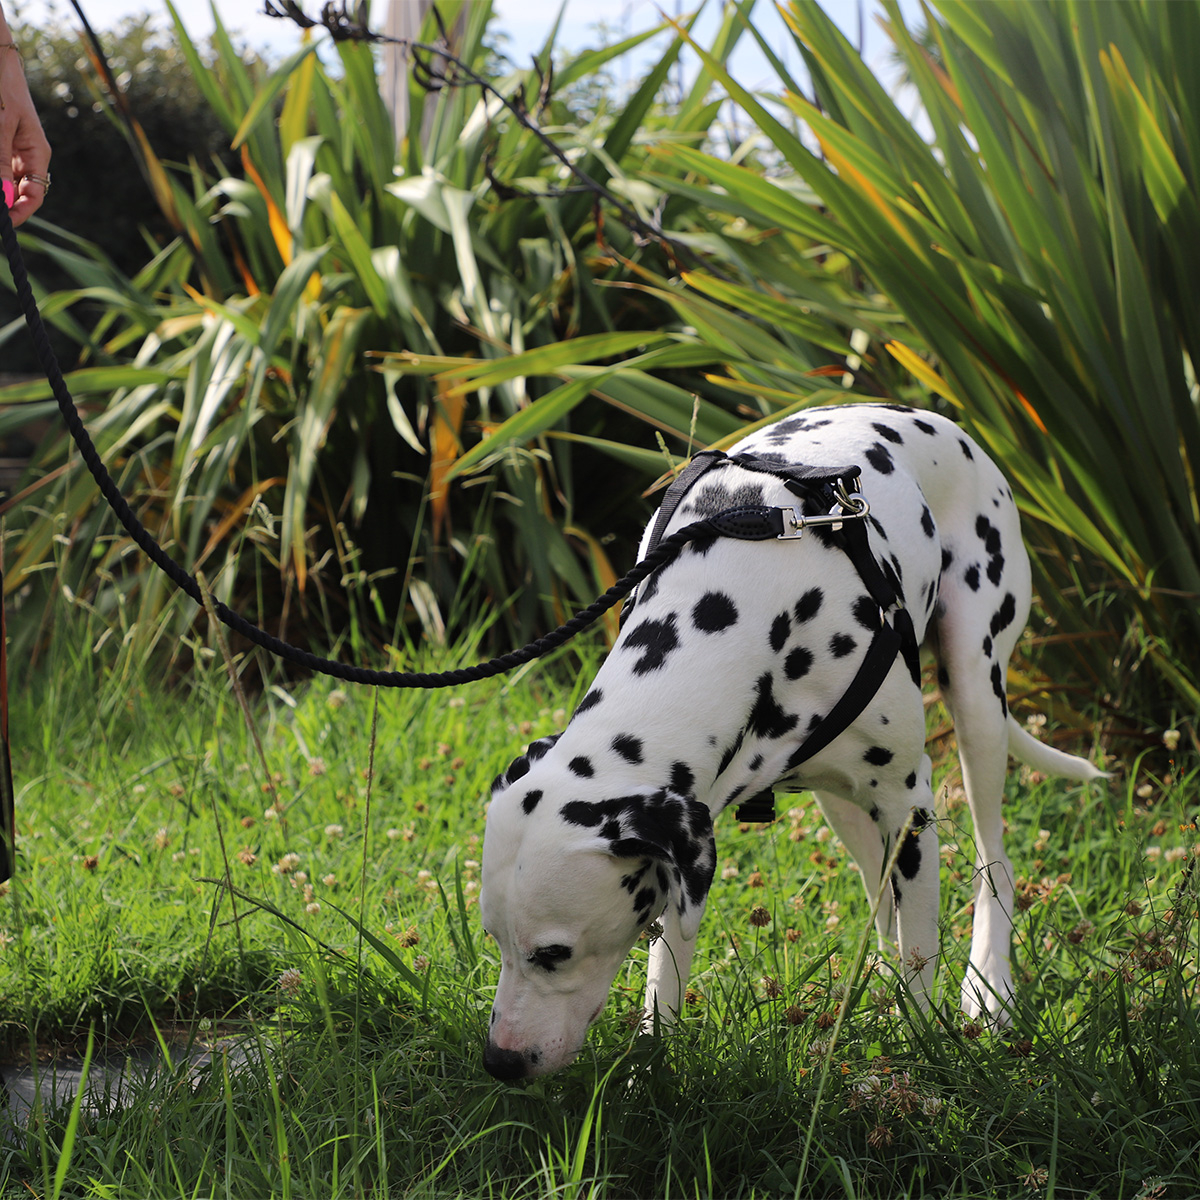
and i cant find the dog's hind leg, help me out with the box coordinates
[947,683,1015,1022]
[936,540,1032,1022]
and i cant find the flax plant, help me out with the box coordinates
[0,0,767,671]
[452,0,1200,723]
[662,0,1200,719]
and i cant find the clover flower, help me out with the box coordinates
[278,968,303,996]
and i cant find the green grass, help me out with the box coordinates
[0,617,1197,1198]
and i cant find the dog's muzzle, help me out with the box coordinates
[483,1040,538,1081]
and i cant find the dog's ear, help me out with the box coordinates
[609,795,716,942]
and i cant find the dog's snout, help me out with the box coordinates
[483,1040,532,1081]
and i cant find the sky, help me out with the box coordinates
[8,0,919,97]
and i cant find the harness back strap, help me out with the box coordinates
[645,450,726,554]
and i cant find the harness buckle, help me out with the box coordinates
[776,491,870,540]
[777,506,807,540]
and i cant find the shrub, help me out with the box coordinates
[0,0,783,675]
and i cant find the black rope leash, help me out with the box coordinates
[0,201,759,688]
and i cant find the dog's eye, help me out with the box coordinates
[529,944,573,971]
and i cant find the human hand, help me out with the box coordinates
[0,40,51,228]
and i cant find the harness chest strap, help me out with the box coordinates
[635,448,920,825]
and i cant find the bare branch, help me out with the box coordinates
[261,0,719,274]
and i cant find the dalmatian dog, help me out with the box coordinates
[479,403,1105,1080]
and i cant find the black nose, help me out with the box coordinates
[483,1041,530,1081]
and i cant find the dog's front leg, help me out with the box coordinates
[891,807,940,1010]
[642,903,697,1031]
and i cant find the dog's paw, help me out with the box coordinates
[961,961,1014,1026]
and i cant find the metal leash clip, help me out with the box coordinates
[777,481,870,539]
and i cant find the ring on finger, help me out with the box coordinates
[22,173,50,193]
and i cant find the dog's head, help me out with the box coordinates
[479,750,715,1080]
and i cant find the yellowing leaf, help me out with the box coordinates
[885,341,964,409]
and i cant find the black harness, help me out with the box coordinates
[633,449,920,824]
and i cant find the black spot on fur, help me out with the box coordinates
[694,480,766,515]
[670,761,695,795]
[770,612,791,652]
[865,443,895,474]
[982,635,993,657]
[963,564,980,592]
[988,592,1017,638]
[896,808,931,881]
[506,757,530,785]
[920,506,935,538]
[864,746,894,767]
[747,673,800,740]
[830,633,857,658]
[574,690,603,718]
[941,547,953,572]
[633,887,658,922]
[748,754,764,771]
[527,736,558,762]
[785,646,814,680]
[872,422,904,445]
[718,731,745,776]
[693,592,739,633]
[937,665,950,689]
[905,772,917,790]
[853,595,879,630]
[612,734,644,764]
[991,662,1008,714]
[976,516,1005,586]
[959,438,974,461]
[869,805,881,823]
[522,789,544,815]
[794,589,823,623]
[623,614,681,674]
[569,756,595,778]
[914,419,937,435]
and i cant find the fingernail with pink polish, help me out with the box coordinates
[2,180,13,208]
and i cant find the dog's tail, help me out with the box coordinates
[1006,714,1109,781]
